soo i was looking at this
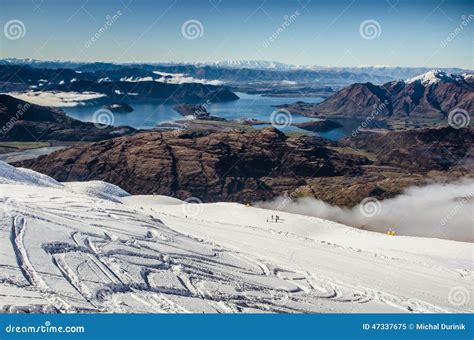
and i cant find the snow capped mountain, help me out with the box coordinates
[0,161,472,313]
[205,60,307,71]
[1,58,304,71]
[306,68,474,120]
[406,69,470,85]
[464,73,474,81]
[4,58,470,76]
[2,58,472,87]
[170,61,472,80]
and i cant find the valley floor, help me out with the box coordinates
[0,162,472,313]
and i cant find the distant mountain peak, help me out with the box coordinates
[406,69,467,85]
[198,60,307,71]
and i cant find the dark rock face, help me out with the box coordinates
[314,82,393,118]
[0,94,135,141]
[19,128,369,202]
[275,101,321,117]
[343,126,474,171]
[381,79,473,119]
[173,104,210,118]
[294,119,342,132]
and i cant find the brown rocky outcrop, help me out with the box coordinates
[19,127,369,202]
[17,125,473,207]
[342,126,474,171]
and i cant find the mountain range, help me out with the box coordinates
[279,70,474,125]
[3,58,472,86]
[0,64,239,104]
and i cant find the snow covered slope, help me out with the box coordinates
[0,162,472,313]
[406,69,469,85]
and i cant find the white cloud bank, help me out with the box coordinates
[152,71,223,85]
[257,179,474,242]
[117,72,223,85]
[7,91,106,107]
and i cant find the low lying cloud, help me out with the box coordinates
[280,80,297,86]
[8,91,106,107]
[118,72,223,85]
[152,71,224,85]
[257,179,474,242]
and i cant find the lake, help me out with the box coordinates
[64,93,360,141]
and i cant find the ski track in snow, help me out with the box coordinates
[0,172,472,313]
[129,200,472,314]
[1,188,334,313]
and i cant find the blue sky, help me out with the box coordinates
[0,0,472,68]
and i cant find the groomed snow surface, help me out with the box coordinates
[0,161,472,313]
